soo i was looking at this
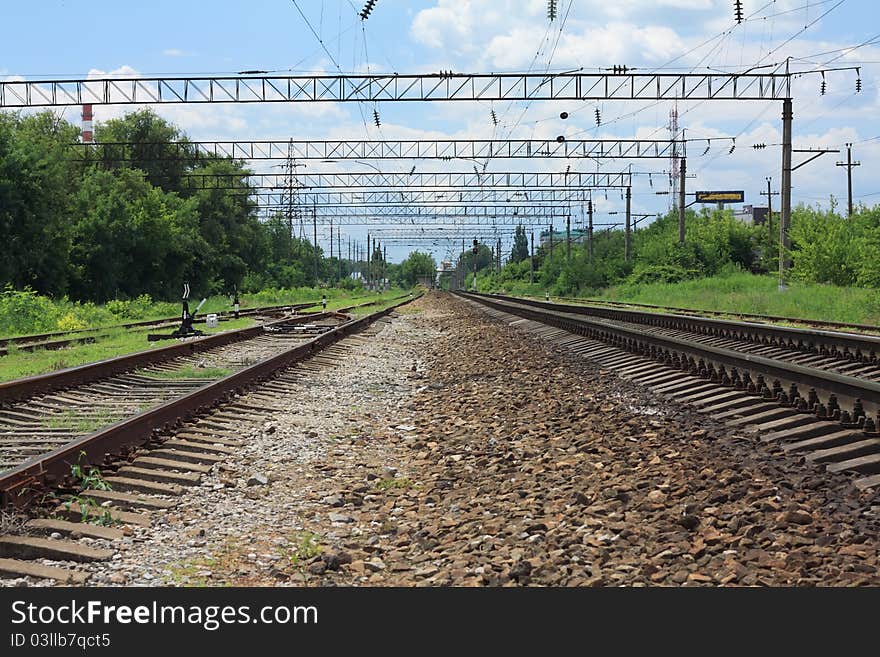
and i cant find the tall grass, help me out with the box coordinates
[596,272,880,325]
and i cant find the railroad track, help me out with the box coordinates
[532,294,880,334]
[459,292,880,492]
[0,295,408,475]
[0,295,417,584]
[0,301,321,356]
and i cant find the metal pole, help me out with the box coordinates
[529,231,534,284]
[779,98,793,289]
[496,238,501,272]
[383,244,387,290]
[766,177,773,253]
[588,200,594,261]
[566,215,571,262]
[549,223,554,257]
[625,186,632,262]
[338,228,342,281]
[366,233,371,290]
[678,158,686,243]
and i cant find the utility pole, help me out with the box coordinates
[566,214,571,262]
[338,228,342,281]
[624,186,632,262]
[312,205,318,284]
[587,200,594,261]
[383,245,387,290]
[779,97,793,290]
[529,230,535,285]
[836,142,860,218]
[549,222,554,258]
[496,237,501,272]
[367,233,372,290]
[760,177,779,257]
[678,158,686,243]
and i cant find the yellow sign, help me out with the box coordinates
[695,190,745,203]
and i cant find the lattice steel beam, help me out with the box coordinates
[255,205,570,220]
[74,138,683,160]
[180,171,632,189]
[260,189,596,204]
[0,72,791,108]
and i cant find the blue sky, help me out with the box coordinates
[3,0,880,262]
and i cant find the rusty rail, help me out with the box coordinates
[0,293,419,507]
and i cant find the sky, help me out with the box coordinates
[2,0,880,263]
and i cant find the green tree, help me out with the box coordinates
[399,251,437,286]
[510,224,529,263]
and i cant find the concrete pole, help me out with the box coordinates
[766,177,773,252]
[779,98,793,290]
[529,230,535,285]
[566,215,571,262]
[588,200,594,261]
[312,207,318,284]
[678,158,686,243]
[366,233,371,290]
[496,238,501,272]
[624,186,632,262]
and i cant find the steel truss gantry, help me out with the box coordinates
[254,206,570,223]
[74,138,684,161]
[0,71,791,108]
[180,170,632,190]
[248,189,596,204]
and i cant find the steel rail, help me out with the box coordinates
[481,294,880,362]
[0,294,419,507]
[459,292,880,422]
[0,296,404,404]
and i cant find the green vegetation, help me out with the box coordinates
[141,365,232,380]
[0,318,253,383]
[469,203,880,324]
[375,477,415,491]
[286,531,323,567]
[47,409,117,434]
[70,453,112,491]
[595,271,880,325]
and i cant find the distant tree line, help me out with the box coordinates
[462,201,880,296]
[0,109,410,302]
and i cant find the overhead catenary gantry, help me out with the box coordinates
[255,205,571,220]
[0,71,791,107]
[179,170,633,190]
[7,68,803,278]
[224,189,604,204]
[74,138,686,161]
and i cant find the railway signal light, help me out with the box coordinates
[472,238,479,255]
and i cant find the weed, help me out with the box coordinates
[375,477,415,491]
[140,365,231,380]
[64,495,116,526]
[286,531,322,567]
[47,410,116,434]
[70,452,112,491]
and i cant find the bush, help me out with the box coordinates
[627,263,699,285]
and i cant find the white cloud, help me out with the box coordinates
[162,48,195,58]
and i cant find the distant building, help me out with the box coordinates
[734,205,770,226]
